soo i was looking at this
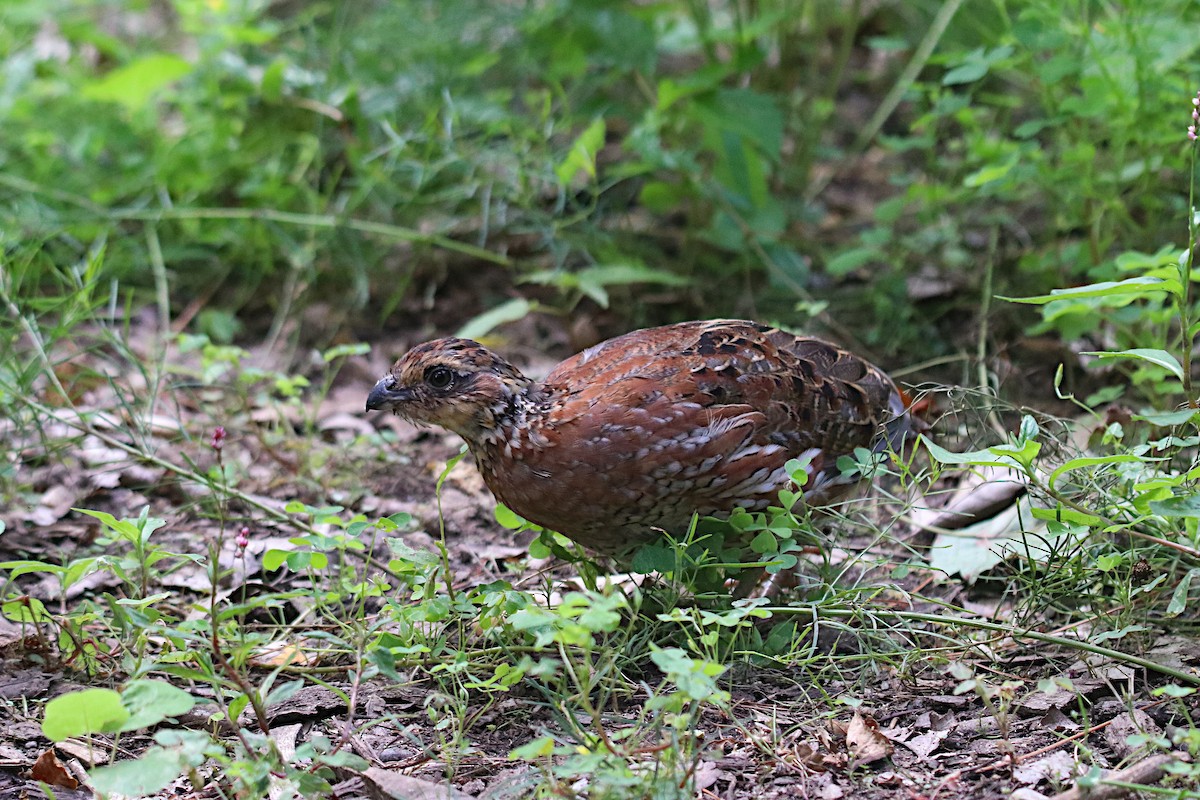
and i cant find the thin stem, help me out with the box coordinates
[1183,137,1197,405]
[806,0,966,202]
[770,607,1200,686]
[0,173,510,266]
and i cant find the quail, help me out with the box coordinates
[366,319,911,557]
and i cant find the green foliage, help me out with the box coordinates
[4,0,1200,357]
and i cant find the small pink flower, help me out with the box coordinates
[210,426,227,452]
[236,526,250,553]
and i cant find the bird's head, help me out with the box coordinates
[365,338,533,442]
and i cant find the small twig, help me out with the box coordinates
[1048,751,1192,800]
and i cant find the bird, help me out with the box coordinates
[366,319,912,558]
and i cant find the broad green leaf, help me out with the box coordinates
[2,596,52,624]
[631,544,676,573]
[1048,455,1147,490]
[749,530,777,554]
[82,54,193,111]
[697,88,784,159]
[262,549,288,571]
[120,680,196,731]
[88,748,187,797]
[1113,245,1179,273]
[999,277,1178,304]
[1149,493,1200,518]
[43,689,129,741]
[989,438,1041,469]
[827,247,884,277]
[1134,409,1199,426]
[1083,349,1184,381]
[511,736,557,759]
[494,504,529,530]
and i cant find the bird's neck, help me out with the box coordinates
[470,382,550,464]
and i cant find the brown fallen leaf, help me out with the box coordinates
[31,748,78,789]
[844,712,894,765]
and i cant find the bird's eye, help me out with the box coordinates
[424,365,455,390]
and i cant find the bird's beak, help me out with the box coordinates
[365,376,411,412]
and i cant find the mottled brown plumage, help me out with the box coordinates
[366,320,910,555]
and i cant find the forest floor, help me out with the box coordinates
[2,298,1196,800]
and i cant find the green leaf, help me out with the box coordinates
[942,45,1014,85]
[74,508,140,539]
[285,551,328,570]
[1134,409,1200,426]
[921,436,1022,469]
[262,549,288,571]
[630,544,676,573]
[1083,349,1184,381]
[573,263,691,288]
[260,57,287,102]
[826,247,883,277]
[120,680,196,731]
[456,298,534,340]
[1150,493,1200,518]
[1166,568,1200,616]
[1029,506,1103,526]
[0,560,65,579]
[494,504,528,530]
[88,748,188,797]
[999,277,1178,304]
[510,736,557,759]
[749,530,777,554]
[265,678,305,709]
[1092,624,1152,643]
[82,54,193,111]
[2,596,52,624]
[322,342,370,362]
[555,118,606,185]
[963,152,1019,187]
[1048,455,1146,490]
[43,689,129,741]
